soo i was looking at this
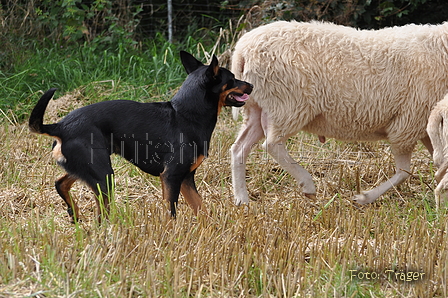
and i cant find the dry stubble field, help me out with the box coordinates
[1,89,447,297]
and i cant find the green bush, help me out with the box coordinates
[0,33,205,122]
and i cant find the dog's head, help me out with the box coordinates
[180,51,253,108]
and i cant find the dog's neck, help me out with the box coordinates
[171,89,219,121]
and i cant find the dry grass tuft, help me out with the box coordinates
[44,89,85,123]
[0,99,447,297]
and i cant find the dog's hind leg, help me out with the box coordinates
[180,170,205,215]
[88,173,114,223]
[55,174,79,222]
[231,104,265,205]
[65,144,114,223]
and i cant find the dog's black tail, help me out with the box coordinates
[29,88,58,135]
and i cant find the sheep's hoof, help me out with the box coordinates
[353,194,371,205]
[304,193,317,200]
[234,196,250,206]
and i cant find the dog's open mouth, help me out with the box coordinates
[227,93,250,107]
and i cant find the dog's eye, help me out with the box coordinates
[227,79,235,89]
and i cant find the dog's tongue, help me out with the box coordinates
[234,94,249,102]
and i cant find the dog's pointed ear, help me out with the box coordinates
[180,51,203,74]
[207,54,219,77]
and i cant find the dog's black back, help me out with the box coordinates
[29,51,253,221]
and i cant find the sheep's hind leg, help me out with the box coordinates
[354,152,411,205]
[264,135,316,199]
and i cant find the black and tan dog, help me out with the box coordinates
[29,51,253,222]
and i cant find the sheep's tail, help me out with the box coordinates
[427,104,448,167]
[231,47,245,122]
[29,88,59,136]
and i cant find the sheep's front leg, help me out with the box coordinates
[433,160,448,209]
[354,152,412,204]
[231,105,265,205]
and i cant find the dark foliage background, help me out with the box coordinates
[1,0,448,46]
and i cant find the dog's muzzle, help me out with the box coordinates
[226,83,253,107]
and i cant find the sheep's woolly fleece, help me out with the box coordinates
[231,21,448,205]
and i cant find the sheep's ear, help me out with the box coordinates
[207,55,219,77]
[180,51,203,74]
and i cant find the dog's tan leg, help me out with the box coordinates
[180,171,205,216]
[160,177,171,220]
[55,174,79,222]
[160,171,183,217]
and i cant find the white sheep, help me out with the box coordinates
[427,94,448,208]
[231,20,448,205]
